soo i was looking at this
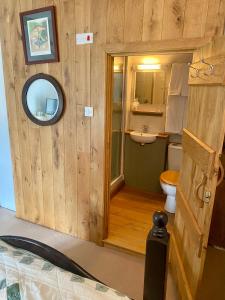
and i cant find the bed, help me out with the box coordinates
[0,211,169,300]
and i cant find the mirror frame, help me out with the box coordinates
[22,73,64,126]
[133,69,166,105]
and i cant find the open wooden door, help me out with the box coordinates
[170,37,225,300]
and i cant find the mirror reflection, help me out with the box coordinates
[135,71,166,105]
[27,79,59,121]
[22,73,64,126]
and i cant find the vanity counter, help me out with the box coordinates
[125,130,169,139]
[124,133,169,193]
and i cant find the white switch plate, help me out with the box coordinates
[84,106,94,117]
[76,33,93,45]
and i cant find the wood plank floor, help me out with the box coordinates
[104,186,173,255]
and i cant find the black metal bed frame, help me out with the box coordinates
[0,211,169,300]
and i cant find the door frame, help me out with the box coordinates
[103,37,212,239]
[110,56,127,196]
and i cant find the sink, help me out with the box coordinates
[130,131,157,144]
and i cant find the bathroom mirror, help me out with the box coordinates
[135,71,166,105]
[22,73,64,126]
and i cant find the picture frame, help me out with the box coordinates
[20,6,59,65]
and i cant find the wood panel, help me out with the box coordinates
[162,0,186,40]
[104,37,212,55]
[171,40,225,298]
[0,0,224,244]
[142,0,165,41]
[183,0,209,38]
[75,0,91,239]
[106,0,125,43]
[204,0,222,37]
[188,55,225,86]
[182,128,216,177]
[90,0,108,242]
[176,188,203,249]
[169,235,192,300]
[124,0,144,42]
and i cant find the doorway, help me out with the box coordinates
[103,38,225,299]
[104,52,193,253]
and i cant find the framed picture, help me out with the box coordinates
[20,6,59,65]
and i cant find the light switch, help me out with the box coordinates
[84,106,94,117]
[76,33,93,45]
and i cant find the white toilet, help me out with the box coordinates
[160,143,182,213]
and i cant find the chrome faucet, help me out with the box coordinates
[142,125,149,133]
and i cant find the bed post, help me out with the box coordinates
[143,211,170,300]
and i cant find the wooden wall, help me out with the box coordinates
[0,0,224,243]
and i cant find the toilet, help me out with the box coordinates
[160,143,182,213]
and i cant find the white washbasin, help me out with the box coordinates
[130,131,157,144]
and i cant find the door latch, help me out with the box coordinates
[204,191,211,203]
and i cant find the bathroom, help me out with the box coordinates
[105,52,193,253]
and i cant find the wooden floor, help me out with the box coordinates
[104,186,173,255]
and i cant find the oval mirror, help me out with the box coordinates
[22,73,64,126]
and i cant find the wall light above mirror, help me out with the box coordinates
[136,64,161,71]
[22,73,64,126]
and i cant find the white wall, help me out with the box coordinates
[129,104,167,133]
[0,44,15,211]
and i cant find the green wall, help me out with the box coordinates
[111,130,122,181]
[124,134,168,193]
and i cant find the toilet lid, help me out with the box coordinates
[160,170,179,186]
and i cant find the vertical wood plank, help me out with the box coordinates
[183,0,209,38]
[40,126,55,229]
[106,0,125,43]
[52,117,66,232]
[29,126,44,224]
[59,0,75,62]
[75,0,91,240]
[28,0,55,230]
[32,0,46,8]
[124,0,144,42]
[16,1,36,222]
[25,0,48,227]
[90,0,108,243]
[162,0,186,40]
[204,0,221,37]
[61,0,78,236]
[77,105,90,240]
[50,0,66,233]
[142,0,165,41]
[217,0,225,36]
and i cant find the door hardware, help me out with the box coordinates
[204,191,211,202]
[195,174,207,208]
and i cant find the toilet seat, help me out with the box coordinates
[160,170,179,186]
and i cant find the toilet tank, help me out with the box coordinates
[168,143,183,171]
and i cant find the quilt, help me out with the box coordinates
[0,239,130,300]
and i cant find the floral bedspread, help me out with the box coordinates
[0,239,130,300]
